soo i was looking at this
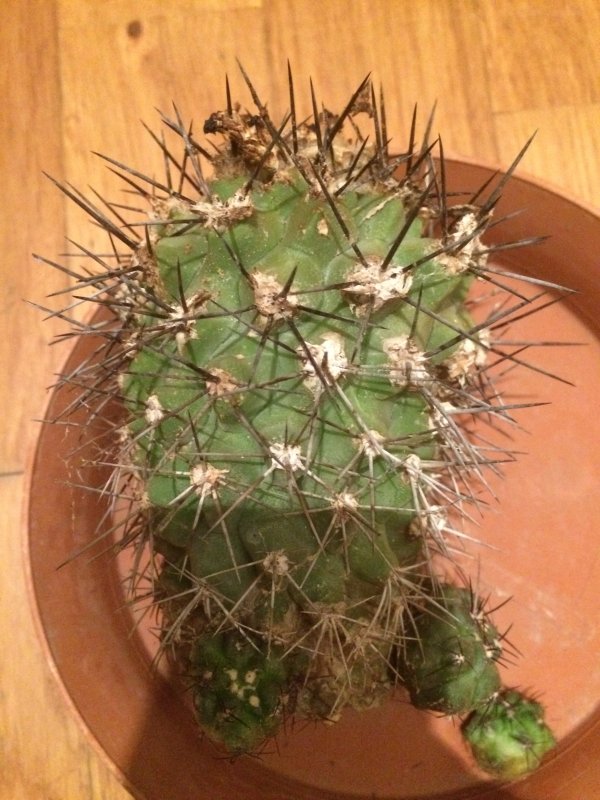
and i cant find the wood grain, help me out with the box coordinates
[2,1,599,798]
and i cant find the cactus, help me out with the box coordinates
[41,68,562,773]
[462,689,557,779]
[395,584,504,715]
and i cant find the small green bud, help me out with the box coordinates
[462,689,556,779]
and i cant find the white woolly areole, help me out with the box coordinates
[144,394,164,425]
[269,442,304,472]
[451,212,480,256]
[317,217,329,236]
[444,330,490,382]
[344,257,413,316]
[189,463,229,498]
[117,424,132,445]
[248,695,261,708]
[206,368,238,398]
[383,334,431,389]
[262,551,290,576]
[191,189,254,230]
[168,303,197,324]
[166,300,203,353]
[331,491,359,521]
[298,333,348,394]
[251,271,298,321]
[402,453,422,479]
[356,429,385,458]
[430,212,488,276]
[410,507,448,538]
[224,665,262,706]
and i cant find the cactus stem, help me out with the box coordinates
[40,67,567,764]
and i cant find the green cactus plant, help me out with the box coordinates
[462,689,557,779]
[40,67,562,775]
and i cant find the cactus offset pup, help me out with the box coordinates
[42,69,560,776]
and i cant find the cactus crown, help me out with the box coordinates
[41,67,562,771]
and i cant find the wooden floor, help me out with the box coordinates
[2,1,599,798]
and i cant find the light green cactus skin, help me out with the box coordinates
[462,689,557,779]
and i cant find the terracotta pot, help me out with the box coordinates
[25,159,600,800]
